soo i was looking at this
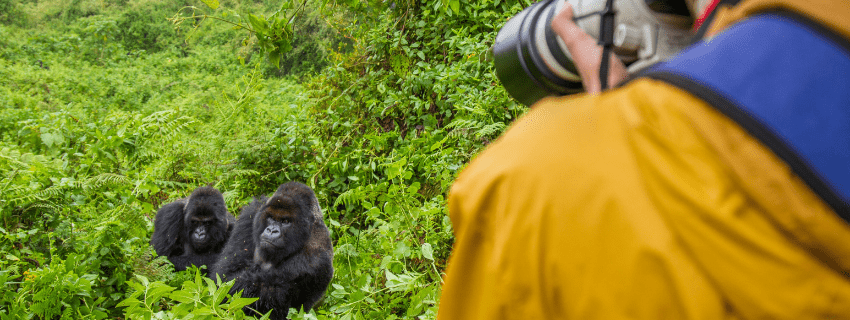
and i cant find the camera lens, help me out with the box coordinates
[492,0,582,106]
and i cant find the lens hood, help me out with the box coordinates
[492,0,582,106]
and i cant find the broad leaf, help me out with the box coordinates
[200,0,219,10]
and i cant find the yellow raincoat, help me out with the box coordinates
[437,0,850,319]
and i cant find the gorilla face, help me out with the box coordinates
[183,187,230,254]
[252,184,315,268]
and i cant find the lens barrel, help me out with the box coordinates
[492,0,582,106]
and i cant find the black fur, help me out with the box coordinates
[150,186,235,273]
[211,182,334,320]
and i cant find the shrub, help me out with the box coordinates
[0,0,28,26]
[116,1,182,53]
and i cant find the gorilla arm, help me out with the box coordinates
[210,198,262,281]
[150,199,188,257]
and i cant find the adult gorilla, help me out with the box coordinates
[151,186,235,273]
[211,182,334,320]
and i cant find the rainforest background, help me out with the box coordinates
[0,0,531,318]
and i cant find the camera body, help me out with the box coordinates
[492,0,694,105]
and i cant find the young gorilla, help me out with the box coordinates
[211,182,334,320]
[150,186,235,274]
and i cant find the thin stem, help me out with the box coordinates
[285,0,310,25]
[204,15,256,33]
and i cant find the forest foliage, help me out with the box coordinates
[0,0,531,318]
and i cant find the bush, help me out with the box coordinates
[0,0,535,318]
[0,0,28,26]
[60,0,102,22]
[266,3,352,77]
[116,1,183,53]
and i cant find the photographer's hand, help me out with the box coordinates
[550,2,628,94]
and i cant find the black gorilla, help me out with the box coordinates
[150,186,235,273]
[211,182,334,320]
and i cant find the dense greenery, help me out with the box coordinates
[0,0,530,318]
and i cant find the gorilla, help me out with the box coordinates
[211,182,334,320]
[150,186,235,273]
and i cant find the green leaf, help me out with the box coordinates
[429,136,449,151]
[248,14,269,34]
[203,276,218,295]
[227,297,259,310]
[169,290,195,304]
[40,132,64,148]
[278,39,292,53]
[269,50,281,68]
[385,270,398,282]
[450,0,460,14]
[194,306,215,315]
[116,296,140,306]
[135,274,150,286]
[199,0,219,10]
[146,284,176,305]
[421,243,434,261]
[406,182,420,194]
[212,278,229,305]
[384,158,407,180]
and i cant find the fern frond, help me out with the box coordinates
[22,202,61,214]
[475,122,506,138]
[129,245,177,284]
[0,152,29,170]
[220,169,260,181]
[34,185,64,199]
[455,102,488,116]
[221,190,240,210]
[160,116,197,136]
[334,187,367,208]
[153,180,190,190]
[139,110,197,137]
[7,192,44,206]
[86,173,131,190]
[1,185,28,195]
[444,118,480,130]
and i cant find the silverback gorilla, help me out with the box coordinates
[211,182,334,320]
[150,186,235,273]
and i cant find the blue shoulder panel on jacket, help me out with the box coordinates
[645,13,850,217]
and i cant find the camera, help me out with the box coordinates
[492,0,695,105]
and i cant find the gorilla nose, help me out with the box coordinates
[263,225,280,238]
[194,229,206,239]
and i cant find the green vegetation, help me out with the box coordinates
[0,0,530,318]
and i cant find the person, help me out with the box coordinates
[437,0,850,318]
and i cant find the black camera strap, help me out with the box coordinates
[598,0,616,90]
[571,0,617,90]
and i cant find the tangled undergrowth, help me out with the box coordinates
[0,0,531,318]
